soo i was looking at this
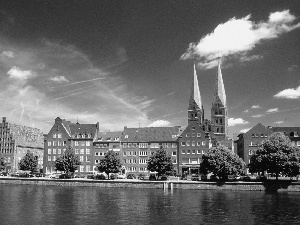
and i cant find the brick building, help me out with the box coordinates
[43,117,99,174]
[0,117,44,172]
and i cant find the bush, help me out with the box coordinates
[110,174,117,180]
[95,174,106,180]
[138,173,145,180]
[127,174,136,179]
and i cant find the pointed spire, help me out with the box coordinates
[189,63,202,109]
[214,60,227,107]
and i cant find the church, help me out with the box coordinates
[178,61,232,175]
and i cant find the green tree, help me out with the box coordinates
[18,151,38,172]
[97,150,121,179]
[54,147,80,175]
[0,156,7,171]
[147,147,174,177]
[248,132,300,180]
[200,145,246,180]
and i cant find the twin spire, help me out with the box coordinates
[190,63,202,109]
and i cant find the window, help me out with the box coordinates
[80,165,84,172]
[172,151,176,156]
[133,151,137,156]
[297,141,300,146]
[172,143,177,148]
[53,134,57,138]
[86,149,90,154]
[53,156,56,161]
[128,143,132,148]
[139,143,148,148]
[202,150,205,154]
[75,141,79,146]
[252,134,255,138]
[75,149,79,154]
[197,142,201,146]
[53,149,56,154]
[187,150,191,154]
[202,141,206,146]
[123,151,127,156]
[182,150,186,154]
[192,126,195,130]
[63,141,67,146]
[133,143,137,148]
[80,149,84,154]
[58,149,61,154]
[192,141,195,146]
[48,156,51,161]
[48,149,51,154]
[57,133,62,138]
[295,132,299,137]
[181,142,186,146]
[197,133,201,138]
[186,141,190,146]
[58,141,61,146]
[86,141,90,146]
[129,151,132,156]
[48,141,52,147]
[150,143,159,148]
[123,143,127,148]
[95,152,99,156]
[186,133,190,137]
[191,133,195,137]
[86,156,90,162]
[197,150,201,154]
[95,159,99,164]
[192,150,196,154]
[139,159,147,164]
[80,156,84,162]
[86,165,90,172]
[261,134,264,138]
[125,135,128,139]
[173,159,177,164]
[123,159,127,164]
[139,151,147,156]
[81,141,85,146]
[53,141,57,146]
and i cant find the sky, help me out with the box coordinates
[0,0,300,138]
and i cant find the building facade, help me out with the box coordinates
[0,117,44,172]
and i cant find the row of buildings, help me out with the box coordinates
[1,62,299,175]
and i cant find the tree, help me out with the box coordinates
[200,145,246,180]
[147,147,174,177]
[0,156,7,171]
[18,151,38,172]
[54,147,80,175]
[97,150,121,179]
[248,132,300,180]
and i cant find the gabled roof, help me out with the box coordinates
[69,123,98,138]
[122,126,181,142]
[189,63,202,109]
[96,131,123,142]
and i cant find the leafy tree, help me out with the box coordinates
[248,132,300,180]
[200,145,246,180]
[54,147,80,175]
[97,150,121,179]
[0,156,7,171]
[147,147,174,177]
[18,151,38,172]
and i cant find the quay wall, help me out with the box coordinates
[1,178,300,192]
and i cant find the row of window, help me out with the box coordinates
[122,143,177,148]
[48,155,91,162]
[48,141,67,147]
[181,149,205,155]
[185,133,202,138]
[53,133,92,139]
[0,149,13,154]
[48,148,66,155]
[181,141,206,146]
[74,141,91,146]
[252,133,268,138]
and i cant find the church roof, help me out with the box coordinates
[214,61,227,107]
[189,63,202,108]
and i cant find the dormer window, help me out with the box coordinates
[87,134,91,138]
[82,134,85,138]
[77,134,80,138]
[125,135,128,138]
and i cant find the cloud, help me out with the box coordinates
[148,120,170,127]
[181,10,300,69]
[266,108,279,113]
[228,118,249,126]
[288,65,299,72]
[274,85,300,99]
[252,114,265,118]
[2,51,14,58]
[240,54,263,62]
[7,66,35,80]
[274,121,284,124]
[243,109,249,113]
[251,105,261,109]
[240,128,251,133]
[50,76,69,83]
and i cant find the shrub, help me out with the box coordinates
[127,174,136,179]
[110,174,117,180]
[95,174,106,180]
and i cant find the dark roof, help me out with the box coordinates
[96,131,123,142]
[69,123,98,138]
[270,127,300,133]
[122,126,180,142]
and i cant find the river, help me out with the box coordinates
[0,184,300,224]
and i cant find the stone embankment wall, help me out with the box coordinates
[1,178,300,192]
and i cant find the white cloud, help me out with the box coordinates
[7,66,35,80]
[240,54,263,62]
[240,128,251,133]
[181,10,300,69]
[148,120,170,127]
[274,86,300,99]
[228,118,249,126]
[288,65,298,72]
[251,105,261,109]
[243,109,249,113]
[50,76,69,83]
[2,51,14,58]
[274,121,284,124]
[252,114,265,118]
[266,108,278,113]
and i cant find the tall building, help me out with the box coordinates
[0,117,44,172]
[211,61,228,141]
[43,117,99,174]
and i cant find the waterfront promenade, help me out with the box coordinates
[1,177,300,192]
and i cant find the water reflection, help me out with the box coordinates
[1,184,300,225]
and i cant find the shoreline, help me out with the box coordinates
[1,177,300,192]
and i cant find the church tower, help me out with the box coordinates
[188,63,204,125]
[211,60,228,141]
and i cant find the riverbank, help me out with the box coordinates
[1,177,300,191]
